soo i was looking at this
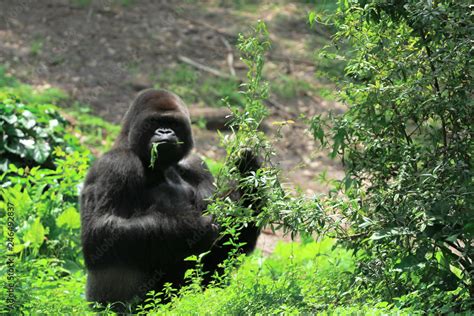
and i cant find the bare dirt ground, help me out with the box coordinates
[0,0,345,253]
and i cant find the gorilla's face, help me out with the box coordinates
[125,90,194,168]
[143,115,191,167]
[149,126,180,164]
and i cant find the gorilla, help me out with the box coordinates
[80,89,261,305]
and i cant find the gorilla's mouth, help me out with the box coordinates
[148,139,184,169]
[150,135,179,145]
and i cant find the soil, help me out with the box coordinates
[0,0,345,253]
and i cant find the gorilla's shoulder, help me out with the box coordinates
[85,148,145,185]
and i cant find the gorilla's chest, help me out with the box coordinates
[146,168,199,214]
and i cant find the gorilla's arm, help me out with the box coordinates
[80,149,217,268]
[202,150,263,279]
[234,149,263,252]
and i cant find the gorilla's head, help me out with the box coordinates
[116,89,194,168]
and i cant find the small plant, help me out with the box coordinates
[0,95,81,171]
[30,39,44,56]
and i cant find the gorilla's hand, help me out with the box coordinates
[237,148,261,175]
[202,215,220,237]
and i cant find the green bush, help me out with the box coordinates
[313,0,473,311]
[0,69,81,171]
[0,94,81,171]
[0,147,90,314]
[139,239,413,314]
[0,76,92,313]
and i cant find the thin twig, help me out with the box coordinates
[264,98,295,119]
[420,29,448,149]
[220,36,236,77]
[177,55,235,80]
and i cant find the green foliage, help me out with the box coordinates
[0,67,67,104]
[313,0,473,311]
[206,21,284,233]
[0,147,90,313]
[0,72,95,313]
[2,259,88,315]
[202,157,224,177]
[139,239,411,314]
[1,148,88,258]
[0,68,82,171]
[0,94,81,171]
[65,104,120,154]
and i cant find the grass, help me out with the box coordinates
[65,103,120,155]
[144,239,412,315]
[72,0,135,7]
[271,74,336,101]
[0,67,67,104]
[30,39,44,57]
[154,64,244,108]
[156,64,337,111]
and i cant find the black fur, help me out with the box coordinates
[80,89,261,304]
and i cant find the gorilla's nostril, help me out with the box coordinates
[155,128,174,136]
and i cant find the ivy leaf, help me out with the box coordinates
[5,139,23,155]
[31,140,51,163]
[20,138,35,149]
[22,117,36,129]
[1,114,18,124]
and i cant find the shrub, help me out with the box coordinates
[139,239,409,315]
[0,147,90,314]
[0,78,91,313]
[0,94,81,171]
[313,0,473,311]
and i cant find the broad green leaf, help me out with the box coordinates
[1,114,17,124]
[31,140,51,163]
[56,206,81,229]
[23,218,47,249]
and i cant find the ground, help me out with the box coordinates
[0,0,344,253]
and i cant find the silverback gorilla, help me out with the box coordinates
[80,89,261,304]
